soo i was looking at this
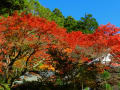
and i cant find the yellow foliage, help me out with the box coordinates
[14,56,28,68]
[63,48,72,53]
[39,64,55,71]
[14,56,55,71]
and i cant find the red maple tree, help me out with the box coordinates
[0,12,120,88]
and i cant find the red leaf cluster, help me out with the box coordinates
[0,12,120,75]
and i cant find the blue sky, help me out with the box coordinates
[39,0,120,27]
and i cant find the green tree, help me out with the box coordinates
[101,71,111,90]
[0,0,28,16]
[31,1,53,19]
[53,8,64,18]
[76,14,98,34]
[34,7,65,27]
[51,8,65,27]
[0,0,43,16]
[25,3,65,27]
[64,16,78,32]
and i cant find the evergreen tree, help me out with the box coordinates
[52,8,65,27]
[53,8,64,18]
[76,14,98,34]
[64,16,77,32]
[0,0,28,16]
